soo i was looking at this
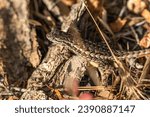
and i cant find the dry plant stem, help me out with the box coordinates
[27,45,71,89]
[53,56,87,92]
[20,45,71,99]
[97,16,114,36]
[130,26,140,44]
[61,1,85,32]
[138,57,150,83]
[78,86,114,91]
[43,0,69,22]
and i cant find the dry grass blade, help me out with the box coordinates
[138,57,150,84]
[78,86,114,91]
[97,16,115,37]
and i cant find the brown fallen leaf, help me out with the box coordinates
[109,18,127,32]
[139,32,150,48]
[128,17,143,26]
[88,0,102,11]
[8,96,19,100]
[143,23,150,32]
[141,9,150,23]
[127,0,146,14]
[61,0,76,6]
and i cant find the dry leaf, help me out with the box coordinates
[8,96,18,100]
[61,0,76,6]
[109,18,127,32]
[143,23,150,31]
[128,17,143,26]
[127,0,146,14]
[87,0,103,17]
[89,0,102,10]
[54,89,63,100]
[139,32,150,48]
[141,9,150,23]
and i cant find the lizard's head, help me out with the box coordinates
[46,28,72,44]
[46,28,60,43]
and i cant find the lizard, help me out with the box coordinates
[46,28,150,63]
[46,28,150,86]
